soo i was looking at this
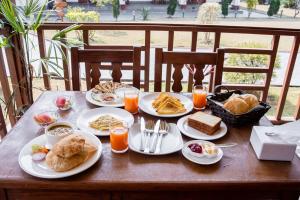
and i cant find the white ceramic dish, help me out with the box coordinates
[177,115,227,140]
[182,140,223,165]
[129,123,183,155]
[76,107,134,136]
[85,86,139,107]
[18,131,102,179]
[139,93,193,118]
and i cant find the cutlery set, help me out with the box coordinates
[140,118,169,154]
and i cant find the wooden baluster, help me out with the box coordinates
[166,31,174,92]
[90,63,101,88]
[210,32,221,92]
[85,63,92,90]
[262,35,280,102]
[144,30,151,91]
[193,64,205,86]
[213,48,225,93]
[154,48,163,92]
[188,31,198,92]
[71,47,81,91]
[112,62,122,83]
[133,47,141,89]
[0,105,7,139]
[172,64,184,92]
[61,34,71,91]
[275,36,300,121]
[294,95,300,120]
[37,29,51,90]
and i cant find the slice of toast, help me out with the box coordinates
[187,112,221,135]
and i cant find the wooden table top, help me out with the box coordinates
[0,91,300,191]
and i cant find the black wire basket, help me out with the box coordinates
[207,86,271,126]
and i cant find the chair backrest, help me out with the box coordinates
[212,48,277,101]
[71,47,142,91]
[154,48,219,92]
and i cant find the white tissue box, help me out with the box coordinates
[250,126,297,161]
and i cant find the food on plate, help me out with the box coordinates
[97,93,117,103]
[203,143,218,157]
[46,133,97,172]
[56,96,72,110]
[152,93,186,114]
[52,134,85,158]
[188,143,203,154]
[187,111,221,135]
[92,81,128,94]
[34,113,57,126]
[47,124,73,136]
[31,144,49,161]
[89,115,123,131]
[224,94,259,115]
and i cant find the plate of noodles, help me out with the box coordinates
[76,107,134,136]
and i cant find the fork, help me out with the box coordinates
[155,121,169,154]
[144,120,154,153]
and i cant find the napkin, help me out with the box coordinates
[268,120,300,158]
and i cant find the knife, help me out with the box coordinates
[139,117,146,151]
[150,120,160,153]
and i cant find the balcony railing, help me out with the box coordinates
[1,23,300,137]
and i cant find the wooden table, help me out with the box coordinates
[0,91,300,200]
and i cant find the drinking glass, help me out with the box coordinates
[193,85,207,110]
[124,89,139,114]
[110,121,129,153]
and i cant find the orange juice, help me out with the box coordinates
[110,126,128,153]
[193,85,207,110]
[124,93,139,114]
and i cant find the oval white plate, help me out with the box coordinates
[18,131,102,179]
[177,115,227,140]
[129,123,183,155]
[76,107,134,136]
[139,93,193,118]
[182,140,223,165]
[85,90,124,107]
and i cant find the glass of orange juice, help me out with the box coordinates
[110,122,128,153]
[124,90,139,114]
[193,85,207,110]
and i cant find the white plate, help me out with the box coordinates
[139,93,193,118]
[129,123,183,155]
[86,90,124,107]
[177,115,227,140]
[18,131,102,179]
[182,140,223,165]
[77,107,134,136]
[85,86,139,107]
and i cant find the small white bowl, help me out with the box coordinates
[45,122,74,149]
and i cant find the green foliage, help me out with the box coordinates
[66,7,100,23]
[141,7,150,20]
[112,0,120,21]
[282,0,296,8]
[268,0,280,16]
[221,0,229,17]
[224,42,280,85]
[167,0,177,16]
[246,0,258,17]
[90,0,111,6]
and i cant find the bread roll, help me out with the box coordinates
[52,134,85,158]
[224,97,249,115]
[241,94,259,109]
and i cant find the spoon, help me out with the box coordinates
[215,143,238,148]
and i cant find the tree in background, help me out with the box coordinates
[221,0,229,17]
[246,0,258,18]
[268,0,280,16]
[112,0,120,21]
[274,0,281,13]
[224,42,280,85]
[197,3,220,43]
[167,0,177,17]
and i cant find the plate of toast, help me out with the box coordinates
[139,92,193,117]
[177,112,227,140]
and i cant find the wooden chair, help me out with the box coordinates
[71,47,142,91]
[154,48,222,92]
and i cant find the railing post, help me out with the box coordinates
[144,30,150,92]
[166,30,174,92]
[37,28,51,90]
[188,31,197,92]
[210,32,221,92]
[275,36,300,121]
[61,34,71,91]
